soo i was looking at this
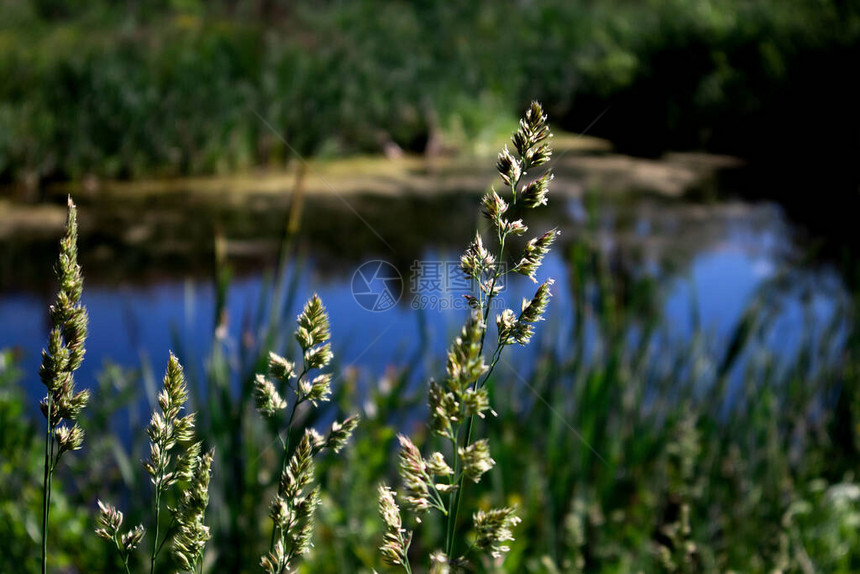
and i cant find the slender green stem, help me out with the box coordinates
[154,516,177,557]
[48,436,56,513]
[444,431,460,555]
[426,477,449,514]
[114,533,132,574]
[479,345,505,391]
[478,233,507,351]
[150,483,161,574]
[41,400,52,574]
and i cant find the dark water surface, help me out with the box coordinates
[0,185,846,412]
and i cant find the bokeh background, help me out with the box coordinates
[2,1,860,572]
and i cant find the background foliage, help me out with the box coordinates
[1,0,858,191]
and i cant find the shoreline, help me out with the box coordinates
[0,133,743,239]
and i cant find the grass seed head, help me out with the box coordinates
[288,486,321,556]
[39,197,89,431]
[462,388,492,418]
[426,452,453,477]
[397,434,433,513]
[296,294,331,350]
[473,507,522,559]
[460,232,495,279]
[430,551,450,574]
[305,373,333,405]
[378,484,411,568]
[254,374,288,416]
[496,145,522,190]
[521,171,553,208]
[458,439,495,483]
[428,380,460,439]
[328,415,360,453]
[281,432,315,499]
[445,311,488,393]
[95,500,123,540]
[304,342,333,370]
[120,525,145,552]
[260,539,287,574]
[515,229,560,282]
[55,423,85,453]
[268,352,295,383]
[171,450,214,571]
[481,189,509,228]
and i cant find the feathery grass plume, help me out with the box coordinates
[172,450,214,572]
[460,233,495,282]
[458,439,495,483]
[255,374,287,416]
[327,415,361,453]
[256,294,360,573]
[379,102,557,570]
[497,278,556,346]
[378,484,412,573]
[261,430,326,573]
[39,196,90,574]
[144,352,197,572]
[520,171,553,208]
[429,551,450,574]
[445,311,488,393]
[95,501,145,574]
[428,380,460,440]
[514,229,560,282]
[397,434,443,515]
[96,352,209,574]
[473,507,522,559]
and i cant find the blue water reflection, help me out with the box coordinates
[0,195,846,415]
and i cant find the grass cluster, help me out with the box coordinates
[3,103,860,573]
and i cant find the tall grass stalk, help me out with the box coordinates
[254,294,360,573]
[446,102,556,560]
[39,197,90,573]
[379,101,557,570]
[96,352,212,573]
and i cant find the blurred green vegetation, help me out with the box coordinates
[1,0,858,187]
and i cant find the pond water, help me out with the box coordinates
[0,179,848,414]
